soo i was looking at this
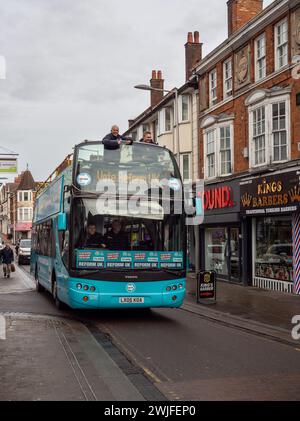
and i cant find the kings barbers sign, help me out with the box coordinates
[240,170,300,215]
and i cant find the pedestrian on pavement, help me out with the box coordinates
[139,131,158,145]
[0,243,14,278]
[15,239,20,256]
[102,125,133,149]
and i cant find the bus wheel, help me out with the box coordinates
[52,276,65,311]
[35,267,44,293]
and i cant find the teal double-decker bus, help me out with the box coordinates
[31,140,187,309]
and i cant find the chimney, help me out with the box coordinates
[185,31,202,82]
[227,0,263,36]
[150,70,164,108]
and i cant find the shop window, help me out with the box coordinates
[205,227,228,276]
[254,217,292,282]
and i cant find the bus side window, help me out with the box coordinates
[58,213,70,267]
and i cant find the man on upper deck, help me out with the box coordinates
[139,131,158,145]
[102,125,133,149]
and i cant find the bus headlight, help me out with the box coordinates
[76,283,82,290]
[90,286,96,292]
[83,285,89,291]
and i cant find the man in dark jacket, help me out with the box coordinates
[1,243,14,278]
[139,131,158,145]
[83,224,106,248]
[102,125,133,149]
[104,220,130,250]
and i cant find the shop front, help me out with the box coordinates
[240,168,300,294]
[15,222,32,241]
[199,179,242,283]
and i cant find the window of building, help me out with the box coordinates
[272,102,287,162]
[180,95,190,122]
[220,126,232,175]
[18,207,33,222]
[180,154,191,180]
[255,34,266,81]
[204,123,233,179]
[206,130,216,178]
[209,69,217,106]
[159,107,172,134]
[142,124,150,133]
[18,191,32,202]
[275,19,288,70]
[249,95,289,168]
[253,106,266,166]
[223,59,232,98]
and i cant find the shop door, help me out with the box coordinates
[228,227,240,282]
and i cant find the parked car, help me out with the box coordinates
[18,239,32,265]
[263,243,292,264]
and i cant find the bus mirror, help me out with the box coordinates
[58,213,67,231]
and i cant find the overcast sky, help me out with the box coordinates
[0,0,274,182]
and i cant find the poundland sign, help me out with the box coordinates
[240,170,300,215]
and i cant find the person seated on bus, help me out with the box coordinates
[104,220,130,250]
[102,125,133,150]
[83,224,106,248]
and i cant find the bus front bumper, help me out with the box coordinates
[67,278,186,309]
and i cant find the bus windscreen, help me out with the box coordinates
[74,142,181,192]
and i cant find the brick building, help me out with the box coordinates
[0,169,39,243]
[194,0,300,293]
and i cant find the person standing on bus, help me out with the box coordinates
[139,131,158,145]
[104,220,130,250]
[83,224,106,248]
[1,243,14,278]
[102,125,133,149]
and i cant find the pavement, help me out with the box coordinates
[0,266,145,401]
[185,273,300,346]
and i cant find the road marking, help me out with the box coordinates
[295,348,300,352]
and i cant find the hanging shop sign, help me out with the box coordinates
[240,169,300,215]
[0,158,17,174]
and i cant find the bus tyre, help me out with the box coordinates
[35,267,44,293]
[52,278,65,311]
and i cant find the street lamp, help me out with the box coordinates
[134,84,180,167]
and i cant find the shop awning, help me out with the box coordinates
[15,222,32,232]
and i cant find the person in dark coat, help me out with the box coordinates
[104,220,130,250]
[83,224,106,248]
[102,125,133,149]
[1,243,14,278]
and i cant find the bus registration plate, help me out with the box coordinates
[119,297,144,304]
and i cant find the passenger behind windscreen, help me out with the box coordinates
[104,220,130,250]
[83,224,106,248]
